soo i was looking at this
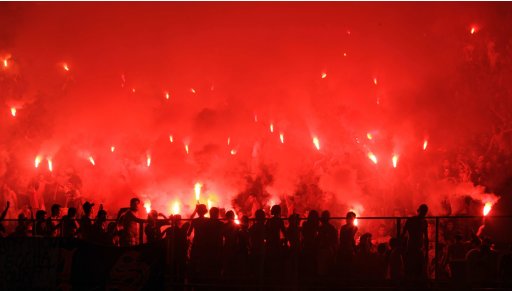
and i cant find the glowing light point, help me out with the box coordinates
[343,52,347,57]
[88,156,95,166]
[194,182,202,202]
[270,123,274,133]
[373,78,378,85]
[132,88,136,93]
[423,140,428,151]
[185,144,189,155]
[35,156,42,168]
[368,152,378,164]
[146,155,151,167]
[227,137,231,146]
[230,149,237,155]
[47,158,53,172]
[169,135,174,143]
[234,212,240,225]
[354,218,359,226]
[10,107,16,117]
[470,26,477,35]
[63,63,70,71]
[483,202,492,216]
[313,137,321,151]
[171,201,181,215]
[254,114,258,122]
[110,146,115,153]
[321,72,327,79]
[279,133,284,144]
[392,154,399,168]
[190,88,196,94]
[3,58,8,68]
[165,91,170,100]
[143,200,151,214]
[207,199,212,210]
[366,133,373,140]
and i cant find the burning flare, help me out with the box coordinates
[373,77,378,85]
[143,200,151,214]
[34,156,42,168]
[483,202,493,216]
[10,107,16,117]
[423,140,428,151]
[366,132,373,140]
[279,133,284,144]
[190,88,196,94]
[47,158,53,172]
[88,156,95,166]
[321,72,327,79]
[185,144,189,155]
[169,135,174,143]
[165,91,170,100]
[313,137,320,151]
[270,123,274,133]
[146,154,151,167]
[110,146,115,153]
[392,154,399,168]
[171,201,180,215]
[230,149,237,155]
[2,58,7,68]
[194,182,202,203]
[63,63,70,71]
[368,152,378,164]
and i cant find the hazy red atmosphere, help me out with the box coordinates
[1,2,511,223]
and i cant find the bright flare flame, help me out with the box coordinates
[354,218,359,226]
[423,140,428,151]
[169,135,174,143]
[279,133,284,144]
[2,58,7,68]
[171,201,180,215]
[10,107,16,117]
[185,144,189,154]
[194,182,202,202]
[470,26,477,35]
[392,154,399,168]
[373,77,378,85]
[227,137,231,146]
[313,137,320,151]
[34,156,41,168]
[88,156,95,166]
[143,200,151,214]
[110,146,115,153]
[207,199,212,210]
[270,123,274,133]
[368,152,378,164]
[483,202,492,216]
[165,91,170,100]
[366,132,373,140]
[63,63,70,71]
[146,155,151,167]
[321,72,327,79]
[230,149,237,155]
[47,158,53,172]
[234,212,240,225]
[190,88,196,94]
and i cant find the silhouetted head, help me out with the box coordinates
[320,210,330,224]
[270,205,281,217]
[346,211,356,225]
[68,207,77,218]
[196,204,208,217]
[289,214,300,227]
[417,204,428,217]
[225,210,235,221]
[241,215,249,227]
[148,210,158,220]
[96,209,107,222]
[51,204,61,217]
[255,209,266,223]
[82,201,94,215]
[172,214,182,225]
[307,210,319,224]
[36,210,46,221]
[210,207,220,219]
[130,198,140,211]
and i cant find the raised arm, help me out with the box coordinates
[0,201,10,221]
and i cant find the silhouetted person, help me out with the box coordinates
[236,215,250,280]
[34,210,48,236]
[249,209,266,281]
[79,201,94,241]
[9,212,29,237]
[375,243,388,280]
[317,210,337,277]
[338,211,358,277]
[118,198,145,246]
[145,210,169,243]
[301,210,319,279]
[355,233,377,279]
[47,204,61,237]
[402,204,429,280]
[62,207,79,238]
[223,210,240,280]
[286,213,301,281]
[188,204,209,284]
[388,237,404,281]
[204,207,224,282]
[0,201,10,237]
[91,208,109,244]
[164,214,189,288]
[265,205,286,281]
[467,237,498,284]
[446,233,467,281]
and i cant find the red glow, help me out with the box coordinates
[483,202,492,216]
[63,63,70,71]
[144,200,151,214]
[470,26,477,35]
[194,182,202,202]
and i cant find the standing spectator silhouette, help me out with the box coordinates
[301,210,319,280]
[79,201,94,241]
[286,213,301,281]
[338,211,358,278]
[188,204,209,285]
[204,207,224,283]
[118,198,145,246]
[34,210,48,237]
[402,204,429,281]
[249,209,266,282]
[388,237,404,282]
[62,207,79,238]
[91,208,109,244]
[223,210,240,280]
[164,214,189,288]
[145,210,169,243]
[47,204,62,237]
[265,205,286,282]
[0,201,10,237]
[236,215,250,281]
[317,210,337,277]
